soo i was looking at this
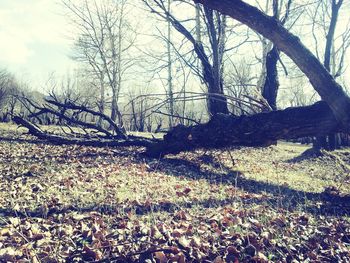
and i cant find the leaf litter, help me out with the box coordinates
[0,126,350,262]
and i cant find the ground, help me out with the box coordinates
[0,123,350,262]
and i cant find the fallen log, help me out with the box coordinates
[145,101,344,157]
[12,102,347,158]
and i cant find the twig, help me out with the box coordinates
[153,110,200,125]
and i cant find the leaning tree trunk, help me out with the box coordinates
[194,0,350,129]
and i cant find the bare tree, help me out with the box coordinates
[0,69,12,110]
[143,0,231,116]
[225,59,267,115]
[0,69,22,122]
[62,0,136,128]
[193,0,350,130]
[165,0,175,127]
[308,0,350,78]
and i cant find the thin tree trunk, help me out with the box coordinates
[98,77,105,126]
[262,46,280,110]
[146,2,229,116]
[111,91,118,123]
[204,7,229,115]
[167,0,174,128]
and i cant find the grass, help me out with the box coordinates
[0,123,350,262]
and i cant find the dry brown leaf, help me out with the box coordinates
[154,251,167,263]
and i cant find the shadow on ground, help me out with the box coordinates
[1,138,350,218]
[145,154,350,216]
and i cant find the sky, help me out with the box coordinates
[0,0,349,96]
[0,0,76,89]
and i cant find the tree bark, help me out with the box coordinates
[262,46,280,110]
[146,101,343,157]
[324,0,343,72]
[204,7,229,115]
[194,0,350,128]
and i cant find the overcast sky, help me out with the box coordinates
[0,0,76,88]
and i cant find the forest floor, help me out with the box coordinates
[0,123,350,262]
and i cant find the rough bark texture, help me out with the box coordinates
[262,46,280,110]
[146,102,343,157]
[194,0,350,128]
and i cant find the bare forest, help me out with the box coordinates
[1,0,350,262]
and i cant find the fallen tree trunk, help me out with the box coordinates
[13,102,347,158]
[146,102,343,157]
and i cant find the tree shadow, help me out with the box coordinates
[0,136,140,160]
[145,155,350,216]
[1,186,348,220]
[286,148,324,163]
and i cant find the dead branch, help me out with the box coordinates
[12,115,157,148]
